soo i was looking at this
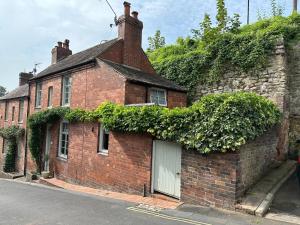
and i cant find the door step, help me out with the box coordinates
[151,193,180,203]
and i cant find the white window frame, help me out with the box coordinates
[4,101,8,121]
[18,99,24,123]
[11,106,15,121]
[48,86,53,108]
[35,82,42,108]
[98,124,109,155]
[58,120,69,159]
[149,88,167,106]
[62,75,72,107]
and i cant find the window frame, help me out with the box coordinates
[58,120,69,159]
[98,124,109,155]
[149,88,167,106]
[48,86,53,108]
[11,106,15,121]
[18,99,24,123]
[35,82,42,108]
[62,75,72,107]
[4,101,8,121]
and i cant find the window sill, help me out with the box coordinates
[57,156,68,162]
[18,121,23,124]
[98,151,108,156]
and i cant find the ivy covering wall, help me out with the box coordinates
[0,126,25,172]
[27,92,280,170]
[148,14,300,100]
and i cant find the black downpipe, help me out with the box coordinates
[23,84,31,176]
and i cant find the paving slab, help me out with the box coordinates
[237,160,297,216]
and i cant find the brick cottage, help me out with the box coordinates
[0,2,281,209]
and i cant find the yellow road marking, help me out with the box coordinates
[127,207,212,225]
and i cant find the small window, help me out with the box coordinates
[35,82,42,108]
[18,99,24,123]
[12,106,15,121]
[98,124,109,155]
[48,86,53,107]
[149,88,167,106]
[62,76,71,106]
[17,140,22,158]
[58,121,69,159]
[4,101,8,121]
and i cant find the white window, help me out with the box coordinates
[2,139,8,154]
[58,121,69,159]
[62,76,71,106]
[149,88,167,106]
[35,82,42,108]
[48,86,53,108]
[11,106,15,121]
[98,124,109,155]
[18,99,24,123]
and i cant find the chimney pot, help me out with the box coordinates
[58,41,63,47]
[51,39,72,64]
[132,11,138,19]
[63,39,70,49]
[123,1,131,16]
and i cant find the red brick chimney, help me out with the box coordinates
[51,39,72,64]
[117,2,143,69]
[19,72,33,86]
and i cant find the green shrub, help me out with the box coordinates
[148,14,300,101]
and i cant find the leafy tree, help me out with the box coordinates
[147,30,166,52]
[0,86,7,97]
[257,0,284,20]
[216,0,228,32]
[192,14,219,42]
[227,14,241,33]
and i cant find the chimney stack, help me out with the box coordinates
[117,2,143,69]
[51,39,72,64]
[19,72,33,86]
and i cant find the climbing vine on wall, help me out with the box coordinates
[148,14,300,100]
[28,92,281,160]
[0,126,25,172]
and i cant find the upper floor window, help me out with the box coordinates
[48,86,53,108]
[18,99,24,123]
[11,106,15,121]
[4,101,8,121]
[98,124,109,155]
[58,120,69,159]
[35,82,42,108]
[149,88,167,106]
[62,76,71,106]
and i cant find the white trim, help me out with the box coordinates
[98,124,109,155]
[62,75,72,107]
[58,120,69,159]
[149,88,167,106]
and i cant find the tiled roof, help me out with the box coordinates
[0,84,29,101]
[33,39,119,79]
[101,59,186,92]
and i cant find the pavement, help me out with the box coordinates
[265,172,300,224]
[237,160,297,216]
[0,178,295,225]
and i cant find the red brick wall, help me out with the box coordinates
[167,91,187,108]
[50,122,152,195]
[0,98,28,173]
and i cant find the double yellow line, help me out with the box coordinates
[127,207,212,225]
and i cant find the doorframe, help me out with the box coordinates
[44,124,51,171]
[151,140,182,199]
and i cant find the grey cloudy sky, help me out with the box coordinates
[0,0,292,91]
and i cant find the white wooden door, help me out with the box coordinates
[152,140,182,198]
[44,124,51,171]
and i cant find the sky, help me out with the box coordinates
[0,0,293,91]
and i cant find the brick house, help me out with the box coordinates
[0,2,281,209]
[0,72,32,174]
[25,2,187,196]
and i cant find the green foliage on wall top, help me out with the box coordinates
[148,14,300,100]
[28,92,280,156]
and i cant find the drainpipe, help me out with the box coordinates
[293,0,298,12]
[23,84,31,176]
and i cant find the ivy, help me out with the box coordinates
[27,107,70,172]
[28,92,280,157]
[148,14,300,101]
[0,126,25,172]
